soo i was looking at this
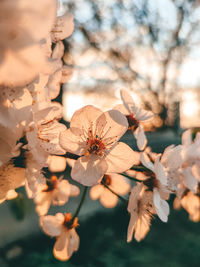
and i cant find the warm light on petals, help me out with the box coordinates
[153,188,169,223]
[40,213,64,237]
[53,229,79,261]
[71,155,108,186]
[106,142,140,173]
[134,125,147,151]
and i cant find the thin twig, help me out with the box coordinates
[101,181,128,204]
[72,186,88,219]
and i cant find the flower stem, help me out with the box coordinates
[120,172,143,183]
[72,186,88,219]
[101,181,128,204]
[131,165,148,172]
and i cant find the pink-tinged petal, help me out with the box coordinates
[134,215,150,242]
[38,121,66,155]
[153,188,169,223]
[52,41,65,59]
[40,213,64,237]
[34,103,63,123]
[69,184,80,197]
[154,157,168,186]
[35,192,52,216]
[90,185,104,200]
[48,155,67,173]
[52,13,74,42]
[96,110,128,143]
[173,197,181,210]
[110,174,130,195]
[59,129,86,155]
[127,212,138,242]
[6,190,18,200]
[70,105,103,134]
[181,192,200,222]
[52,180,71,206]
[120,90,134,114]
[182,129,192,146]
[128,184,143,213]
[131,105,154,121]
[71,155,108,186]
[53,229,79,261]
[161,145,183,171]
[47,69,62,100]
[134,125,147,151]
[140,152,154,172]
[61,66,73,83]
[0,198,6,204]
[182,167,198,192]
[106,142,140,173]
[113,104,129,116]
[100,189,118,208]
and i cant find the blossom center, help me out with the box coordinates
[86,137,105,155]
[43,175,58,192]
[126,114,139,130]
[63,213,79,230]
[101,174,112,186]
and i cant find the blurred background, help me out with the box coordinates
[1,0,200,266]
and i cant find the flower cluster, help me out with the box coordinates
[1,0,200,262]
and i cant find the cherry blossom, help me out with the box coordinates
[60,105,140,186]
[140,152,170,222]
[40,213,79,261]
[114,89,154,150]
[90,173,130,208]
[35,175,80,216]
[127,183,154,242]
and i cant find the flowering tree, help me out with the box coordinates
[1,0,200,262]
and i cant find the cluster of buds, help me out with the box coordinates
[0,0,200,262]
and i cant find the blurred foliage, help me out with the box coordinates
[8,193,28,221]
[63,0,200,130]
[2,198,200,267]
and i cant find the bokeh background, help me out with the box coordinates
[1,0,200,266]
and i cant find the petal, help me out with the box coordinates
[134,215,150,242]
[6,189,18,200]
[71,155,108,186]
[69,184,80,197]
[95,110,128,143]
[161,145,183,171]
[106,142,140,173]
[153,188,169,222]
[48,155,67,173]
[131,105,154,121]
[140,152,154,172]
[53,229,79,261]
[35,192,52,216]
[100,189,118,208]
[154,157,168,186]
[182,129,192,146]
[90,184,104,200]
[51,13,74,42]
[127,212,138,242]
[70,105,103,134]
[40,214,64,237]
[59,129,85,155]
[52,180,71,206]
[182,167,198,192]
[134,125,147,151]
[109,174,130,195]
[120,90,134,114]
[113,104,129,115]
